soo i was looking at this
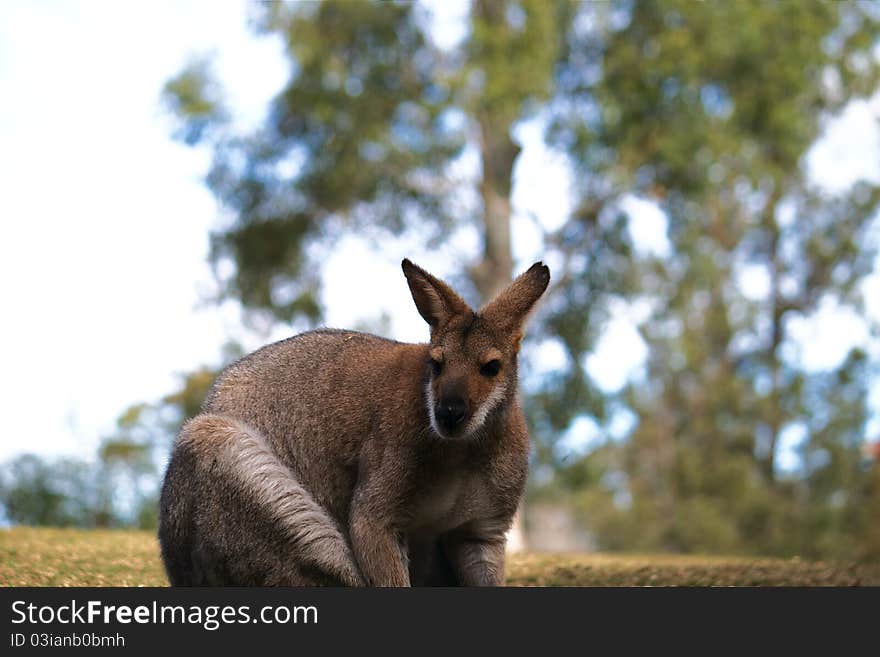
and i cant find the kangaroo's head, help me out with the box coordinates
[402,258,550,440]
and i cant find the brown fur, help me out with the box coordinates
[159,259,550,586]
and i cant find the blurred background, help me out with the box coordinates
[1,0,879,562]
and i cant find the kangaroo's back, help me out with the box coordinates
[204,328,429,446]
[200,328,429,523]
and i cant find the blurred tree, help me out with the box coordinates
[94,362,226,529]
[0,454,108,527]
[162,55,229,146]
[155,365,224,436]
[548,0,880,558]
[95,404,162,529]
[861,442,880,560]
[163,0,578,315]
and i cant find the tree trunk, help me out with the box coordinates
[472,114,527,552]
[470,113,518,299]
[764,190,783,484]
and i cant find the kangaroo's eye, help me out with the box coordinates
[480,359,501,377]
[430,359,444,376]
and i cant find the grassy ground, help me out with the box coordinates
[2,527,878,586]
[1,527,167,587]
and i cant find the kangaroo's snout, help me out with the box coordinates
[435,396,468,433]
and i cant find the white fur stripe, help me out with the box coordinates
[465,383,505,436]
[425,383,443,437]
[184,415,362,586]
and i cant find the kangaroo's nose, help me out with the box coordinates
[436,397,467,432]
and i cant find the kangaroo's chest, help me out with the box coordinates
[406,471,490,538]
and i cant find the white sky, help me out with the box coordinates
[1,1,878,467]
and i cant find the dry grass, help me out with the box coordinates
[2,527,877,586]
[506,552,880,586]
[0,527,168,587]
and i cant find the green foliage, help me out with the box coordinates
[0,455,110,527]
[542,0,880,561]
[167,1,468,323]
[468,0,563,130]
[162,56,228,146]
[163,0,581,319]
[158,365,221,428]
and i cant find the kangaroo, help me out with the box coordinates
[159,259,550,586]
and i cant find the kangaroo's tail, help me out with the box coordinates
[164,413,363,586]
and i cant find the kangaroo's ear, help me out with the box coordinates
[402,259,470,330]
[480,262,550,348]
